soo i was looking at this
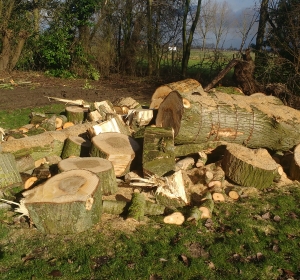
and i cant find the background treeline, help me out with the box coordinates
[0,0,299,93]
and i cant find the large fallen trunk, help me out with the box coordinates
[155,90,300,151]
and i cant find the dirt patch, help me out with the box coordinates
[0,71,162,110]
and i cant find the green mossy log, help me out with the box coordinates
[23,169,102,234]
[142,126,175,176]
[0,153,22,188]
[58,157,118,195]
[127,192,146,221]
[65,106,88,124]
[61,136,91,159]
[222,143,280,189]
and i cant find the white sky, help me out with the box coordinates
[218,0,257,11]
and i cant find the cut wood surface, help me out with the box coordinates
[61,136,91,159]
[290,143,300,181]
[23,169,102,234]
[0,122,95,161]
[58,157,118,195]
[90,132,140,177]
[0,153,22,188]
[155,89,300,151]
[150,78,205,109]
[222,143,280,189]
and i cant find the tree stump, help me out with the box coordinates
[58,157,118,195]
[143,126,175,177]
[90,132,140,177]
[0,153,22,188]
[290,143,300,181]
[221,143,281,189]
[61,136,91,159]
[65,106,88,124]
[23,169,102,234]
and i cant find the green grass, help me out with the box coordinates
[0,103,66,130]
[1,184,300,279]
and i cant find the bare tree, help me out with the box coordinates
[197,0,213,50]
[211,0,232,50]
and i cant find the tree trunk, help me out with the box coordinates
[155,90,300,151]
[61,136,91,159]
[290,143,300,181]
[58,157,118,195]
[23,169,103,234]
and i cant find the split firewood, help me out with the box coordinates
[113,97,142,111]
[163,211,185,225]
[0,153,22,188]
[22,169,103,234]
[155,89,300,151]
[150,78,205,109]
[65,106,89,124]
[58,157,118,195]
[61,136,91,159]
[90,132,140,177]
[94,100,116,119]
[88,110,103,122]
[290,143,300,181]
[155,170,188,209]
[125,109,154,137]
[222,143,282,189]
[143,126,175,177]
[127,192,146,221]
[87,115,130,138]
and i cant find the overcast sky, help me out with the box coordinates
[217,0,257,11]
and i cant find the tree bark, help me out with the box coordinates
[290,143,300,181]
[155,90,300,151]
[221,143,281,189]
[23,169,103,234]
[0,153,22,188]
[61,136,91,159]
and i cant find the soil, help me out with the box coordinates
[0,71,163,110]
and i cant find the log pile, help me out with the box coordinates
[0,78,299,234]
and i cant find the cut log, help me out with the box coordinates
[150,79,205,109]
[29,112,47,125]
[102,200,165,216]
[40,115,58,131]
[61,136,91,159]
[127,192,146,221]
[65,106,88,124]
[23,169,102,234]
[199,192,214,219]
[143,126,175,177]
[88,110,103,122]
[55,115,68,129]
[63,122,74,129]
[222,143,281,189]
[155,89,300,151]
[113,97,142,111]
[175,157,195,171]
[24,176,38,189]
[58,157,118,195]
[0,153,22,188]
[225,187,240,200]
[90,132,140,177]
[0,122,95,163]
[290,143,300,181]
[94,100,116,120]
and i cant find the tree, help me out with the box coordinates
[181,0,202,77]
